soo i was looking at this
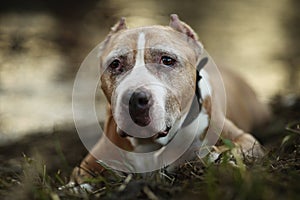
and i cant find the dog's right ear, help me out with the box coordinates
[98,17,127,63]
[110,17,127,34]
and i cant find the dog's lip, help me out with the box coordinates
[117,126,171,139]
[155,126,171,139]
[117,127,132,138]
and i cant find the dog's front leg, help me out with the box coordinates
[69,138,109,186]
[219,118,264,158]
[61,137,115,193]
[62,109,133,192]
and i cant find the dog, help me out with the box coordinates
[64,14,270,191]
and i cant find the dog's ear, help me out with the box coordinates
[169,14,198,40]
[169,14,203,64]
[98,17,127,60]
[110,17,127,34]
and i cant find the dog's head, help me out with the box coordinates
[99,14,204,145]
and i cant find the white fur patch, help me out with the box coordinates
[199,69,211,99]
[135,32,146,67]
[196,108,209,139]
[196,69,211,139]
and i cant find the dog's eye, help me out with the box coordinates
[160,56,176,67]
[109,59,122,69]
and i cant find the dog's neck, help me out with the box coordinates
[182,57,208,127]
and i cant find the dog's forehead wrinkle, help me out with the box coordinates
[146,40,197,65]
[104,48,131,64]
[149,46,180,56]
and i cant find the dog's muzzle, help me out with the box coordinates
[116,88,171,139]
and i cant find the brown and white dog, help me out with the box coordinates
[65,14,270,191]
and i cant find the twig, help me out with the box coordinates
[143,186,159,200]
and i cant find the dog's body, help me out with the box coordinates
[67,15,270,189]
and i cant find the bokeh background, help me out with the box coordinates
[1,0,299,143]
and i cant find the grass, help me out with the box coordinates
[0,95,300,199]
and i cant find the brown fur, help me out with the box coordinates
[68,15,270,187]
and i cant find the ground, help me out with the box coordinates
[0,94,299,200]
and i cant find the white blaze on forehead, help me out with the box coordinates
[135,32,146,67]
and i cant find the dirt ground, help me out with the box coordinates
[0,95,299,200]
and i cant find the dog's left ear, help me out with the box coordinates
[169,14,198,40]
[169,14,204,66]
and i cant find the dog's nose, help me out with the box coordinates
[128,90,152,126]
[130,91,151,109]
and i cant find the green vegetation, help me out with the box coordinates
[0,96,299,200]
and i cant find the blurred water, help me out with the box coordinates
[0,0,299,142]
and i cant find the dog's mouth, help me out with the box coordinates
[117,126,171,139]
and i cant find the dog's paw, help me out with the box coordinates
[206,145,246,169]
[58,166,97,194]
[207,137,264,169]
[58,181,94,194]
[233,133,265,158]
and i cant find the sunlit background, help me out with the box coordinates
[0,0,299,143]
